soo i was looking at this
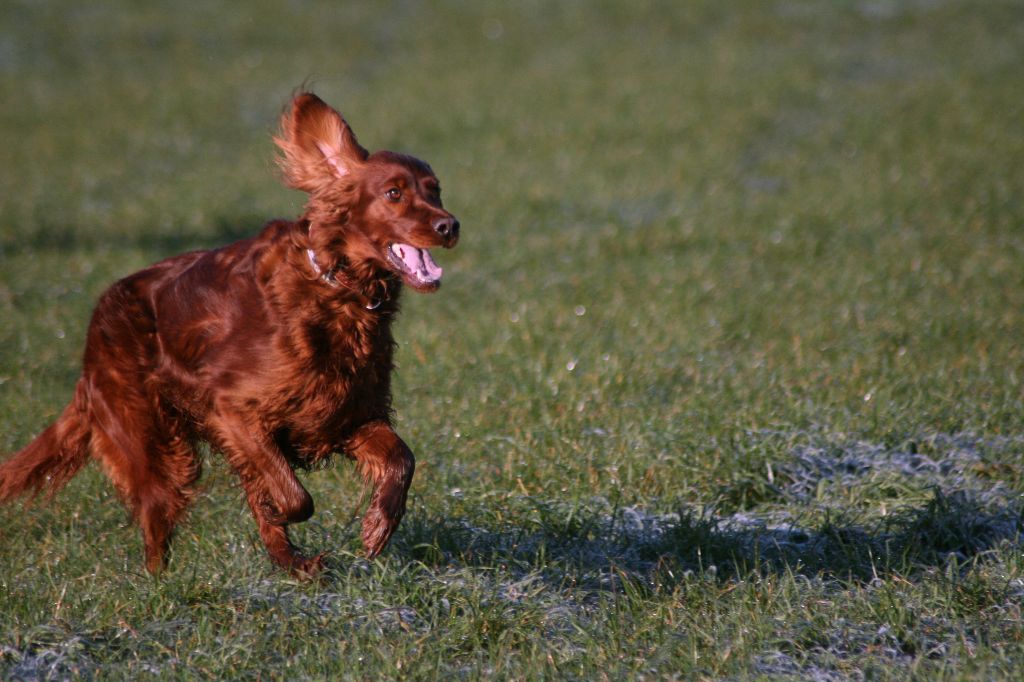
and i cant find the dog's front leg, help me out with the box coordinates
[210,412,322,574]
[211,414,313,524]
[345,420,416,558]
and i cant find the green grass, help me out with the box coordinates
[2,0,1024,678]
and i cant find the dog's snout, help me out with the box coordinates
[433,216,460,243]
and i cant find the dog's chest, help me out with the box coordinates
[276,312,395,454]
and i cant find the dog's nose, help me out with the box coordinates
[433,216,460,242]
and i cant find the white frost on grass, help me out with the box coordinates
[762,431,1023,505]
[3,636,95,681]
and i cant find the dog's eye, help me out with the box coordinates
[386,188,402,202]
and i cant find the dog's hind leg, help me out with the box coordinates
[141,429,201,574]
[89,391,201,574]
[77,275,202,573]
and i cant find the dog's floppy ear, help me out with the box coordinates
[274,92,369,191]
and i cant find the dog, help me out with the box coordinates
[0,92,459,576]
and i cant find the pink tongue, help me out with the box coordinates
[393,243,443,282]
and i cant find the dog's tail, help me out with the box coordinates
[0,380,92,503]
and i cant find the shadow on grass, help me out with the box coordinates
[1,214,270,258]
[388,490,1023,590]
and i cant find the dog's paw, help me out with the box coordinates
[361,506,400,559]
[289,552,328,580]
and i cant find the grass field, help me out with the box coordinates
[2,0,1024,678]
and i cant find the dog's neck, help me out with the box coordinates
[304,248,389,310]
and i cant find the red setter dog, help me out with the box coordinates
[0,92,459,576]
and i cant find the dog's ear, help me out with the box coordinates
[274,92,369,191]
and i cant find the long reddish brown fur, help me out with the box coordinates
[0,92,459,576]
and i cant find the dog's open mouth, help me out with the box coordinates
[387,243,443,292]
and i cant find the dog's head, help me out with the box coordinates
[275,92,458,293]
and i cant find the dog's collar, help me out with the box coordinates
[306,249,383,310]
